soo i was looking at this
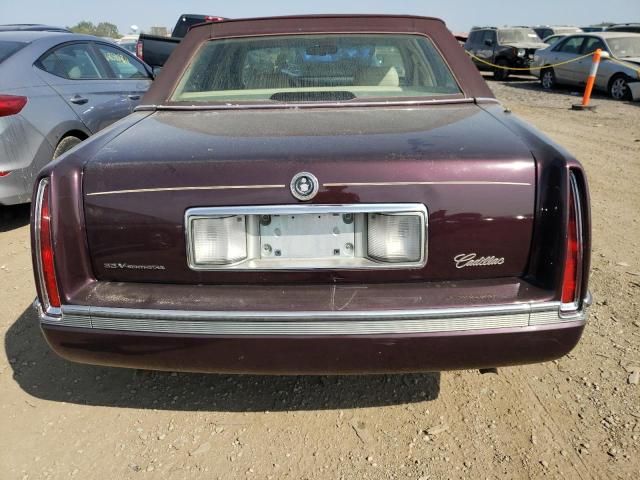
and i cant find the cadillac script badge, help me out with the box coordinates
[454,253,505,269]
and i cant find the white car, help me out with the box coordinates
[532,32,640,100]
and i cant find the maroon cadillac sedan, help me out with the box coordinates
[31,15,591,374]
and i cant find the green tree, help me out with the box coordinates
[69,21,121,39]
[69,20,96,35]
[95,22,121,39]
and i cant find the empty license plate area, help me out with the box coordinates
[259,213,358,260]
[186,204,427,270]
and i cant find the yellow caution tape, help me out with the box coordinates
[465,51,594,71]
[607,57,640,75]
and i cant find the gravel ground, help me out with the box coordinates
[1,76,639,480]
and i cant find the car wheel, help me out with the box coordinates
[53,135,83,160]
[493,59,510,81]
[608,74,632,101]
[541,68,556,90]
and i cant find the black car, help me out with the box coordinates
[464,27,547,80]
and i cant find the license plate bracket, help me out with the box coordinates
[259,213,356,259]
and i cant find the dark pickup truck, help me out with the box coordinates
[136,14,224,69]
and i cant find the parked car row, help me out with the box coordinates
[463,24,640,101]
[533,32,640,100]
[0,29,153,205]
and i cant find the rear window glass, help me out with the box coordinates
[39,43,104,79]
[171,34,462,104]
[498,29,542,43]
[0,41,27,63]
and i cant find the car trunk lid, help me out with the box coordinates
[83,104,536,284]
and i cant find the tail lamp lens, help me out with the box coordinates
[0,95,27,117]
[561,174,583,311]
[191,216,247,265]
[36,179,61,311]
[367,213,423,263]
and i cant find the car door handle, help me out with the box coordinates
[127,94,141,100]
[69,95,88,105]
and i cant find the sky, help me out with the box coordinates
[1,0,638,35]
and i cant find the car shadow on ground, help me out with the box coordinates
[0,204,30,232]
[5,305,441,411]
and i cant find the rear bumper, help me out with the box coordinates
[36,299,588,374]
[509,56,535,75]
[0,114,49,205]
[0,170,30,205]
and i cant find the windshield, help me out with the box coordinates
[0,40,27,63]
[498,29,542,43]
[171,34,462,104]
[607,36,640,58]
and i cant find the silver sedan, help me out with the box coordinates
[532,32,640,100]
[0,31,153,205]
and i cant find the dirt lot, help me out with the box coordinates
[1,77,639,480]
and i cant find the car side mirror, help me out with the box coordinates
[152,67,162,79]
[599,51,611,59]
[484,39,494,47]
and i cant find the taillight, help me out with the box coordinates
[136,40,143,60]
[204,16,225,22]
[35,179,61,313]
[0,171,12,177]
[560,173,583,312]
[0,95,27,117]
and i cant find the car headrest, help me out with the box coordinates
[354,66,400,87]
[50,54,76,79]
[245,72,291,89]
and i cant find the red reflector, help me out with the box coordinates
[0,95,27,117]
[136,40,143,60]
[561,176,581,306]
[38,181,61,309]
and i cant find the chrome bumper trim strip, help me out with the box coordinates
[37,301,587,336]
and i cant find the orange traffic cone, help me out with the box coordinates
[572,49,603,111]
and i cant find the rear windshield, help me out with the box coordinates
[171,34,462,104]
[498,29,542,43]
[0,41,27,63]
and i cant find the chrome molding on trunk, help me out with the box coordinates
[36,301,587,336]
